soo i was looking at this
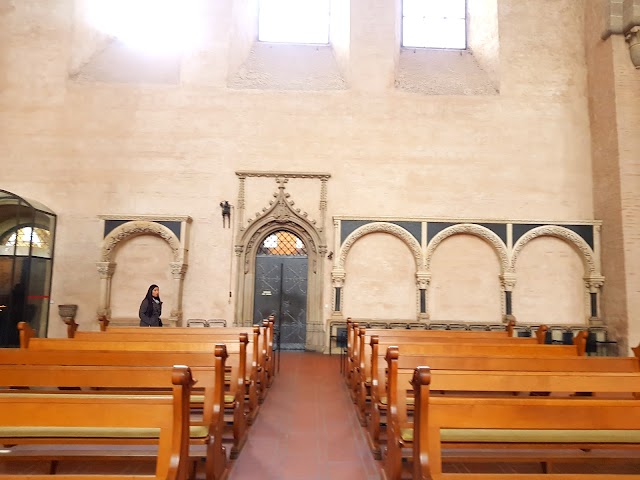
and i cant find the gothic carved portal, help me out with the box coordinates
[96,215,191,327]
[234,172,329,352]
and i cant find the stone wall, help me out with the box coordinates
[1,0,625,348]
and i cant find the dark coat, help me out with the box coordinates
[139,298,162,327]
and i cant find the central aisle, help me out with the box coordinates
[228,352,380,480]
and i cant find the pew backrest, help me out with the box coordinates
[0,364,195,480]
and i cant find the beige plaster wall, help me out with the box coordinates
[343,233,416,320]
[109,235,174,323]
[468,0,500,89]
[428,235,502,323]
[0,0,600,340]
[512,237,586,325]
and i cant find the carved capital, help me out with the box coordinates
[500,272,517,291]
[96,262,116,279]
[416,272,431,289]
[585,275,605,292]
[234,245,244,256]
[332,270,346,288]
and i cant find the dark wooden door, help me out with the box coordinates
[254,255,308,351]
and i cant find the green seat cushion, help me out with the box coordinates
[0,427,162,439]
[0,425,209,440]
[0,393,171,400]
[189,425,209,439]
[224,394,235,404]
[379,396,413,406]
[440,429,640,444]
[190,394,205,403]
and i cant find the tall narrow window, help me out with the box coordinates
[258,0,331,44]
[402,0,466,49]
[86,0,206,54]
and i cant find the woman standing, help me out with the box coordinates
[139,284,163,327]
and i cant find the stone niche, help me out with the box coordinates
[96,214,192,328]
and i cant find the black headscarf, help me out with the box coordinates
[143,284,162,317]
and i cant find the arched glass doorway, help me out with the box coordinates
[253,230,308,351]
[0,190,56,347]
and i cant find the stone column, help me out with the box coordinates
[416,272,431,321]
[169,262,188,327]
[500,271,517,323]
[585,275,606,326]
[331,270,345,319]
[95,261,116,320]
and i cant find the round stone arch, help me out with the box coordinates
[424,224,509,320]
[510,225,597,275]
[235,216,326,352]
[425,224,509,272]
[96,220,188,327]
[337,222,424,271]
[333,222,426,319]
[509,225,603,324]
[100,221,181,263]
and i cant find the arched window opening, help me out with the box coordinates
[0,190,57,347]
[1,226,52,257]
[258,0,331,44]
[258,231,307,256]
[85,0,207,54]
[402,0,466,49]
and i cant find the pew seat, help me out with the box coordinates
[0,364,194,480]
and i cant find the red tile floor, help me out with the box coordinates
[228,352,379,480]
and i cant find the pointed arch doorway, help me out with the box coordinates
[234,173,329,352]
[253,231,308,350]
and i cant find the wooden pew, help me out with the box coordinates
[410,366,640,480]
[354,332,581,428]
[370,346,639,461]
[345,320,516,386]
[73,327,264,421]
[0,364,194,480]
[365,339,584,458]
[0,347,229,480]
[80,319,276,397]
[22,337,249,460]
[348,321,523,405]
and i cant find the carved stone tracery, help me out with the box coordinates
[234,173,329,352]
[425,224,509,272]
[101,221,182,263]
[510,225,597,274]
[337,222,424,271]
